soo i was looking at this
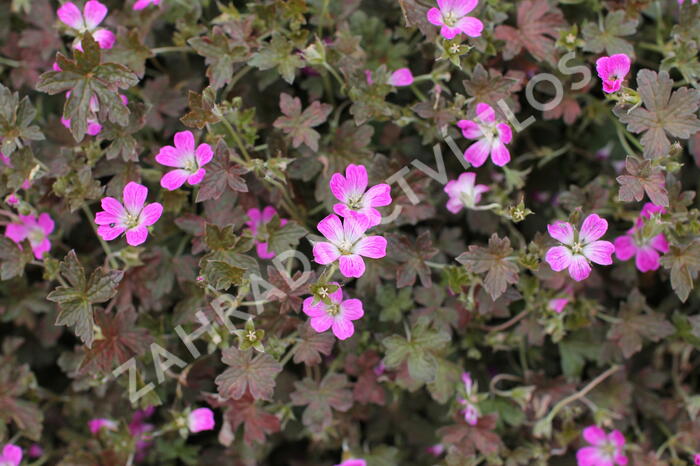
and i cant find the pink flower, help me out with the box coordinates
[155,131,213,191]
[548,298,569,313]
[88,418,118,434]
[335,459,367,466]
[329,164,392,227]
[5,213,55,260]
[0,444,22,466]
[576,426,628,466]
[545,214,615,282]
[426,444,445,457]
[458,372,480,425]
[458,103,512,167]
[95,182,163,246]
[133,0,161,10]
[679,0,698,4]
[188,408,215,433]
[57,1,115,49]
[61,117,102,136]
[444,172,489,213]
[246,207,287,259]
[426,0,484,39]
[614,204,668,272]
[595,54,631,94]
[129,407,155,462]
[312,214,387,278]
[303,283,364,340]
[389,68,414,86]
[694,453,700,465]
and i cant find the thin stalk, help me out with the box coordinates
[220,117,251,162]
[151,46,193,55]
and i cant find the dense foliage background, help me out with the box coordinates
[1,0,700,464]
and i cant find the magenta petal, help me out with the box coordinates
[160,169,190,191]
[497,123,512,144]
[582,425,608,446]
[37,213,55,235]
[344,164,368,197]
[451,0,478,16]
[339,254,366,278]
[126,226,149,246]
[548,221,575,245]
[155,146,186,168]
[332,318,355,340]
[363,184,392,207]
[343,214,369,244]
[579,214,608,243]
[97,225,126,241]
[139,203,163,227]
[1,444,22,465]
[32,238,51,259]
[426,7,443,26]
[195,143,213,166]
[95,211,120,225]
[609,430,626,448]
[464,139,491,167]
[475,103,495,122]
[313,242,341,265]
[583,240,615,265]
[310,315,333,333]
[568,254,592,282]
[490,141,510,166]
[339,298,364,320]
[57,2,83,29]
[123,182,148,214]
[256,242,275,259]
[614,235,636,261]
[246,208,262,226]
[187,168,206,186]
[458,119,482,139]
[83,0,108,30]
[5,223,28,243]
[329,172,349,202]
[174,130,195,152]
[389,68,414,87]
[440,25,459,40]
[261,206,277,222]
[353,236,387,259]
[650,234,669,253]
[456,15,483,37]
[302,296,328,317]
[317,214,344,243]
[188,408,215,433]
[545,246,573,272]
[635,246,660,272]
[92,29,115,49]
[576,446,607,466]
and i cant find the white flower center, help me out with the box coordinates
[442,11,458,26]
[337,239,354,255]
[327,303,341,316]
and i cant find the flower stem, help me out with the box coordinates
[220,117,251,163]
[0,56,20,67]
[81,203,119,269]
[151,46,193,55]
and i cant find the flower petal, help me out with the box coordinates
[568,254,592,282]
[614,235,636,261]
[583,240,615,265]
[123,182,148,214]
[187,168,206,186]
[582,425,608,446]
[576,446,608,466]
[302,296,328,317]
[339,298,364,320]
[155,146,187,168]
[126,226,149,246]
[545,246,573,272]
[57,2,83,29]
[97,225,126,241]
[635,246,660,272]
[339,254,366,278]
[174,130,195,153]
[609,429,626,448]
[329,172,349,202]
[344,164,368,198]
[388,68,414,86]
[363,184,392,207]
[5,223,28,243]
[456,15,483,37]
[139,203,163,227]
[426,7,443,26]
[1,444,22,466]
[490,141,510,166]
[310,315,333,333]
[548,222,575,245]
[464,139,491,167]
[313,242,341,265]
[353,236,387,259]
[475,103,495,122]
[256,242,275,259]
[160,169,190,191]
[332,318,355,340]
[37,213,55,235]
[95,211,120,225]
[195,143,214,166]
[343,214,369,244]
[451,0,478,16]
[650,234,669,253]
[457,119,482,139]
[579,214,608,244]
[83,0,108,30]
[92,29,115,49]
[317,214,344,244]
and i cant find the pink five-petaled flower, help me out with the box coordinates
[614,203,669,273]
[0,444,22,466]
[335,459,367,466]
[545,214,615,282]
[303,283,364,340]
[444,172,489,213]
[595,54,631,94]
[57,1,115,49]
[95,182,163,246]
[458,372,480,425]
[155,131,213,191]
[5,213,55,260]
[133,0,161,10]
[329,164,392,227]
[88,418,118,434]
[246,207,287,259]
[576,426,628,466]
[548,298,569,313]
[188,408,215,433]
[389,68,414,86]
[458,103,512,167]
[426,0,484,39]
[312,214,387,278]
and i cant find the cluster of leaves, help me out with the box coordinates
[1,0,700,465]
